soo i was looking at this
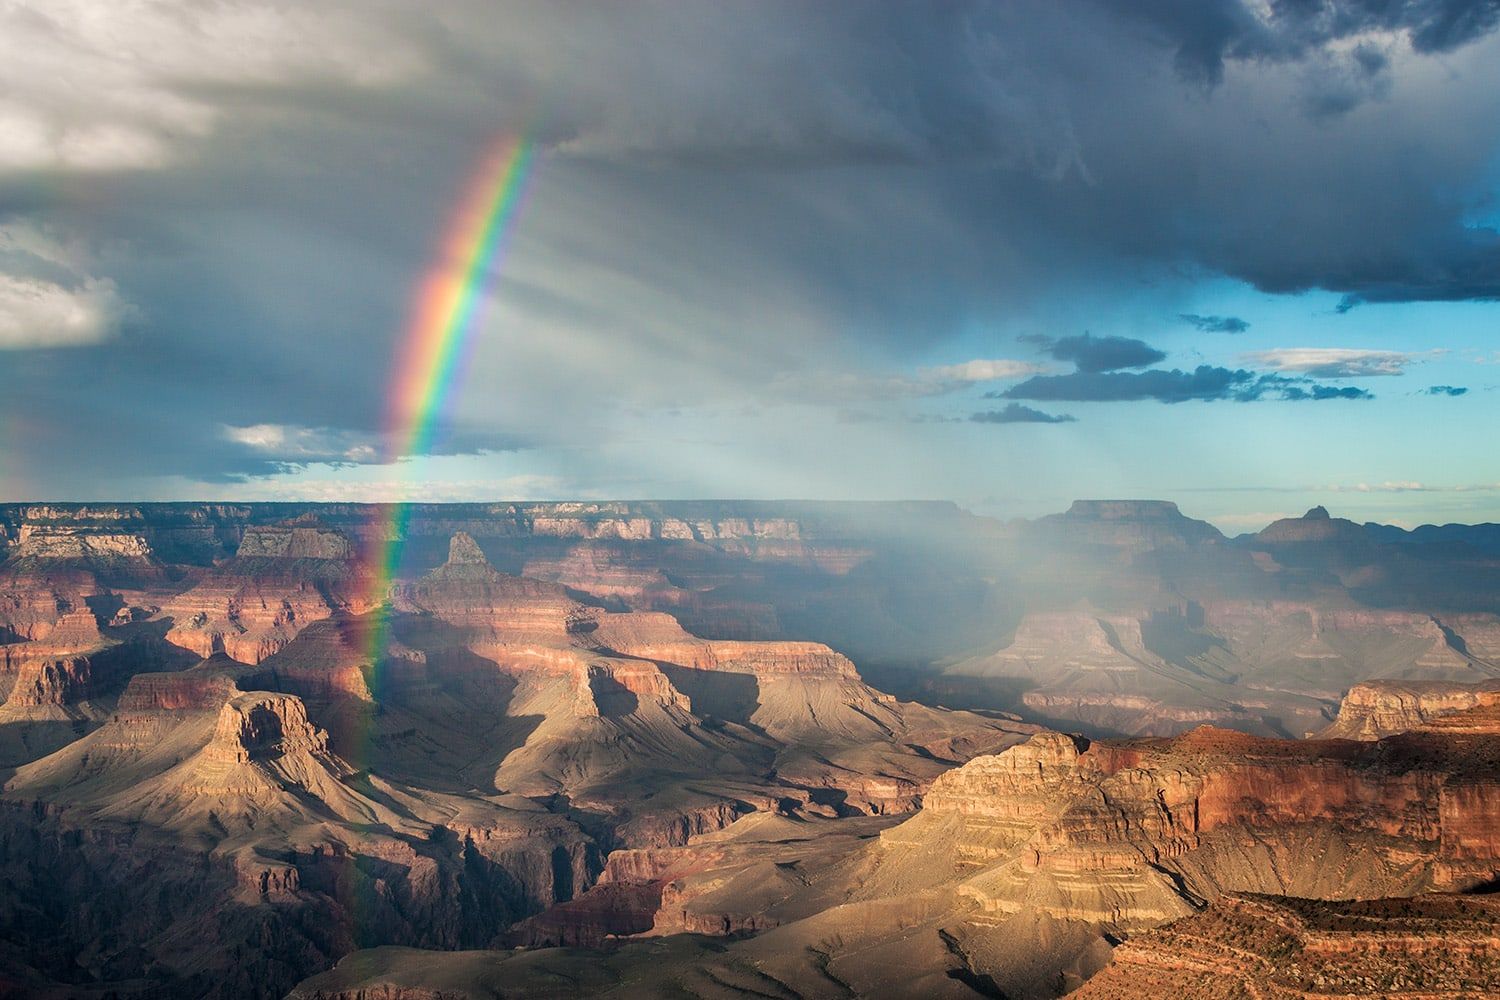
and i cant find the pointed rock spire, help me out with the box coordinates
[446,531,489,566]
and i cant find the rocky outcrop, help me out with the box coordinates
[205,691,336,765]
[235,524,358,560]
[0,610,137,717]
[871,725,1500,925]
[1323,679,1500,739]
[12,524,155,562]
[2,654,95,708]
[0,658,601,998]
[1072,892,1500,999]
[504,882,661,947]
[393,532,582,646]
[160,525,373,664]
[588,611,858,677]
[117,670,241,712]
[0,574,100,643]
[0,606,101,662]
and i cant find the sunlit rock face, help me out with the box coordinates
[1322,679,1500,739]
[877,725,1500,928]
[0,501,1499,998]
[1070,892,1500,1000]
[279,719,1500,1000]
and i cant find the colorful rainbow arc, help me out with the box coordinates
[359,135,537,704]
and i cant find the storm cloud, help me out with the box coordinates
[1024,333,1167,372]
[0,1,1497,498]
[970,403,1077,425]
[995,366,1374,404]
[1180,313,1250,334]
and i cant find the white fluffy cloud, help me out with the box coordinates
[223,423,382,465]
[922,359,1046,382]
[0,0,421,172]
[0,273,122,348]
[1239,348,1433,378]
[0,223,126,348]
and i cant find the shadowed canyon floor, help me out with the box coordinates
[0,501,1497,997]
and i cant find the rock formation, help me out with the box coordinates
[0,501,1497,998]
[1072,892,1500,999]
[8,498,1500,740]
[0,524,1036,998]
[1322,678,1500,739]
[159,524,377,663]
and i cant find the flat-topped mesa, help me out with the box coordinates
[11,524,156,563]
[0,606,103,658]
[519,545,679,604]
[1067,499,1188,521]
[234,524,356,561]
[1322,679,1500,739]
[45,672,243,755]
[89,685,371,829]
[162,588,333,665]
[527,511,804,542]
[239,618,376,703]
[117,672,241,713]
[980,610,1144,671]
[586,611,857,677]
[1031,499,1225,550]
[398,533,854,678]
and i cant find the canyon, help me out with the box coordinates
[0,500,1497,997]
[290,696,1500,999]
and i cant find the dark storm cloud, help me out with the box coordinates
[1179,313,1250,334]
[1023,333,1167,372]
[995,366,1373,403]
[1277,383,1374,400]
[970,403,1077,424]
[1426,384,1470,395]
[1,1,1499,493]
[1113,0,1500,85]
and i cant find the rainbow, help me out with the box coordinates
[358,135,537,702]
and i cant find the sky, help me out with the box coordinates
[2,0,1499,532]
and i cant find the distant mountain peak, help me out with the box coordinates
[1304,505,1331,520]
[1064,499,1185,520]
